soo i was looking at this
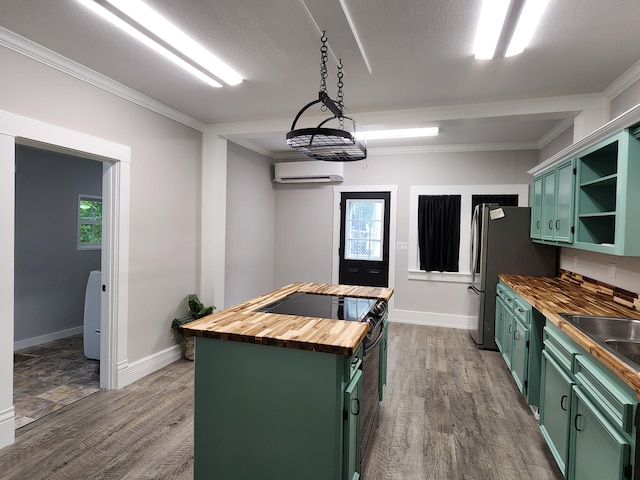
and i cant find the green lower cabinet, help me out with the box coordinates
[540,350,574,476]
[570,386,631,480]
[344,370,362,480]
[510,316,529,395]
[502,309,513,369]
[494,296,506,354]
[193,337,363,480]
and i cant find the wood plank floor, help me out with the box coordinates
[0,323,563,479]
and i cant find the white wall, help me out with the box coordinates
[225,142,275,306]
[14,146,102,345]
[0,46,202,363]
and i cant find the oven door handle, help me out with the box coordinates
[364,325,385,355]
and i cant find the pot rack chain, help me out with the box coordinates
[320,32,329,112]
[337,59,344,130]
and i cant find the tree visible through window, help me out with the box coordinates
[345,199,384,261]
[78,195,102,250]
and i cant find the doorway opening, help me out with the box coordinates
[13,145,103,428]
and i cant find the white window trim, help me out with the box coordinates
[78,194,103,250]
[408,184,529,283]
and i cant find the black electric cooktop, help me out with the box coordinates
[256,292,376,322]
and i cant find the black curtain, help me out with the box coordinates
[418,195,461,272]
[471,194,518,214]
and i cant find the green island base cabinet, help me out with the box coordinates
[539,322,638,480]
[193,337,365,480]
[495,281,544,406]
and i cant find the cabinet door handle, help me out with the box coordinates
[560,395,568,411]
[574,413,584,432]
[536,220,540,229]
[351,398,360,416]
[555,219,560,230]
[508,324,513,334]
[500,313,503,321]
[549,220,553,229]
[514,329,520,340]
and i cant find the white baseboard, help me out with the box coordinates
[118,344,183,388]
[0,407,15,449]
[389,309,472,330]
[14,326,83,351]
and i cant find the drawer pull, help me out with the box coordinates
[555,219,560,230]
[574,413,584,432]
[560,395,568,411]
[351,398,360,416]
[514,330,520,340]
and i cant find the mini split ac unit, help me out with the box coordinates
[273,160,344,184]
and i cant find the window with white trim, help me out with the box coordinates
[78,194,102,250]
[408,185,529,282]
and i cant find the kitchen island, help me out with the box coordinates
[180,282,393,480]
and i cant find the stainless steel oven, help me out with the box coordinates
[360,313,385,460]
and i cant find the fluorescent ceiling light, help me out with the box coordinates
[474,0,551,60]
[474,0,511,60]
[76,0,242,87]
[355,127,439,141]
[505,0,551,57]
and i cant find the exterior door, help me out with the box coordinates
[339,192,390,287]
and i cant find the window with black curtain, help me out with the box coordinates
[418,195,461,272]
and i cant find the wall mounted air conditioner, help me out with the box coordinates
[273,160,344,183]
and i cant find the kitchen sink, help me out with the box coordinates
[559,313,640,371]
[604,339,640,366]
[558,313,640,341]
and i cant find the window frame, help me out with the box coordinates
[77,194,103,251]
[408,184,529,283]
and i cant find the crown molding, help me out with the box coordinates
[538,117,575,149]
[604,58,640,101]
[0,26,206,132]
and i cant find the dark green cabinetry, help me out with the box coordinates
[495,281,545,406]
[379,319,388,401]
[574,129,640,255]
[193,338,365,480]
[532,128,640,256]
[537,158,575,244]
[539,323,637,480]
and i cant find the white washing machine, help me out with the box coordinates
[83,270,101,360]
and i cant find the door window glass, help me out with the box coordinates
[345,199,384,261]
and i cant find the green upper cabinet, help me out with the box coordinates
[535,158,576,244]
[530,175,543,239]
[573,129,640,256]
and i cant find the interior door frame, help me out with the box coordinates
[0,110,130,448]
[332,185,397,308]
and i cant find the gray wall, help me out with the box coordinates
[225,142,275,306]
[273,150,539,320]
[14,146,102,343]
[0,44,202,363]
[610,77,640,120]
[539,125,573,163]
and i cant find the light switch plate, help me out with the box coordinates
[396,242,408,251]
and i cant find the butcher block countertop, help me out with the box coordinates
[179,282,394,356]
[499,273,640,396]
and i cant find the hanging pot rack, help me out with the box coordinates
[286,32,367,162]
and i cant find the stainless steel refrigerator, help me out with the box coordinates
[468,205,557,350]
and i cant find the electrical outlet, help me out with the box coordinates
[572,255,577,266]
[608,263,616,278]
[396,242,408,251]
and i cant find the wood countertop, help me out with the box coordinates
[179,282,394,356]
[499,274,640,396]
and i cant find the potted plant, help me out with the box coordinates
[172,294,215,360]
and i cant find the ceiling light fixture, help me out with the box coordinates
[474,0,550,60]
[286,32,366,162]
[76,0,242,87]
[355,127,439,141]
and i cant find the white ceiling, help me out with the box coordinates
[1,0,640,159]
